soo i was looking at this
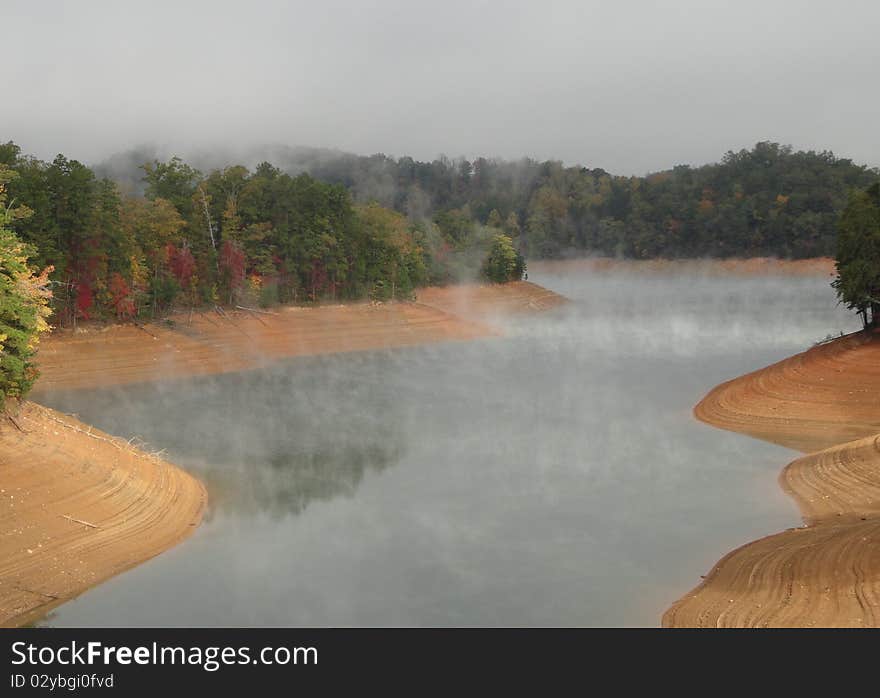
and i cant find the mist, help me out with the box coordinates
[6,0,880,174]
[37,267,858,626]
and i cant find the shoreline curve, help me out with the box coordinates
[0,402,207,627]
[665,330,880,627]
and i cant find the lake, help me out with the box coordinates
[39,267,858,626]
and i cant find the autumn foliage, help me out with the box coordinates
[108,272,136,320]
[0,166,52,407]
[219,239,246,302]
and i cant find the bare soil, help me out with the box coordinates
[665,331,880,627]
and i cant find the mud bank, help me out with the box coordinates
[33,282,565,394]
[530,257,836,277]
[0,402,206,627]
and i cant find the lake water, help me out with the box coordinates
[39,268,858,627]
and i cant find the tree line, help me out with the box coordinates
[250,140,877,260]
[93,140,879,262]
[0,142,525,328]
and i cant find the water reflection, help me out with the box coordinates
[47,356,408,519]
[38,270,859,626]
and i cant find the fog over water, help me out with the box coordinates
[41,269,857,626]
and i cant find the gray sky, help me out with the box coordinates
[5,0,880,174]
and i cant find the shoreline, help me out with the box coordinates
[664,330,880,627]
[529,256,837,277]
[0,402,206,627]
[4,281,565,626]
[32,281,564,394]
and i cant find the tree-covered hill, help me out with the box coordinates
[96,141,879,260]
[287,141,878,259]
[0,142,510,326]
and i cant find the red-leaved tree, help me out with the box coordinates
[168,242,196,288]
[75,281,94,320]
[108,272,137,320]
[219,239,246,303]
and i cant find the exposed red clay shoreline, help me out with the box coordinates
[416,280,567,320]
[3,281,564,626]
[530,256,836,277]
[664,330,880,627]
[32,281,563,393]
[0,402,206,627]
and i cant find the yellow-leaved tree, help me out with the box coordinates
[0,165,52,409]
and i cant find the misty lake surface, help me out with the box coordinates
[40,268,858,627]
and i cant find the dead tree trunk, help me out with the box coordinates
[198,185,219,272]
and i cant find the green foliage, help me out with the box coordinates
[148,273,181,311]
[258,280,279,308]
[1,142,456,320]
[142,157,201,222]
[354,203,428,300]
[3,138,873,334]
[299,141,877,260]
[833,182,880,326]
[483,234,525,283]
[0,166,52,408]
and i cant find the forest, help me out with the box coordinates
[98,140,880,259]
[0,141,527,329]
[0,139,877,332]
[285,141,878,260]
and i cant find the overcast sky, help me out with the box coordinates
[5,0,879,174]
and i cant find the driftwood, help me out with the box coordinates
[215,305,252,339]
[14,584,59,600]
[133,322,159,339]
[61,514,100,529]
[813,330,848,347]
[235,305,269,326]
[6,414,25,433]
[235,305,278,316]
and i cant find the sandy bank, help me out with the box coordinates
[416,280,567,320]
[694,332,880,453]
[530,257,836,277]
[33,299,485,393]
[33,281,565,393]
[0,402,206,627]
[665,331,880,627]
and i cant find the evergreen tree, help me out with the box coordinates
[833,182,880,328]
[483,234,523,283]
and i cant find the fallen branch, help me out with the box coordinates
[6,414,25,433]
[235,305,278,316]
[133,322,159,339]
[14,584,59,600]
[61,514,100,529]
[215,305,252,339]
[35,407,166,462]
[236,305,268,326]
